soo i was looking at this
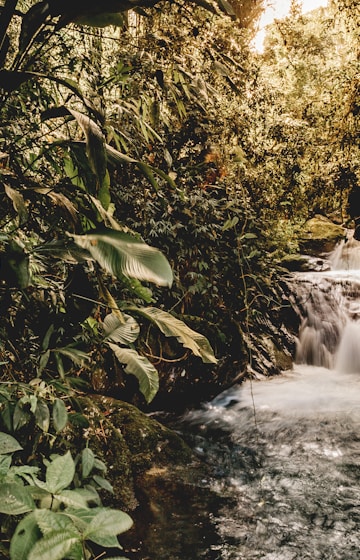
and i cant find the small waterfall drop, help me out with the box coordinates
[170,235,360,560]
[295,234,360,373]
[139,234,360,560]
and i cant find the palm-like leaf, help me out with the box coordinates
[102,313,140,344]
[69,229,173,287]
[107,343,159,403]
[42,107,106,184]
[106,144,176,191]
[127,306,217,364]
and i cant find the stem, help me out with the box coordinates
[0,0,18,56]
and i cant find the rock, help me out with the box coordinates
[298,215,346,256]
[74,395,195,511]
[69,395,220,557]
[280,253,331,272]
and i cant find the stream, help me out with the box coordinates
[171,238,360,560]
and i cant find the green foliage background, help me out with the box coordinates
[0,0,359,556]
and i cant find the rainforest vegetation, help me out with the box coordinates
[0,0,359,557]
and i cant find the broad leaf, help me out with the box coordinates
[9,465,40,484]
[0,454,12,477]
[84,508,133,540]
[42,106,106,184]
[0,483,35,515]
[81,448,95,479]
[102,312,140,344]
[128,307,218,364]
[13,397,31,431]
[52,399,68,433]
[35,401,50,433]
[9,513,41,560]
[54,489,89,508]
[4,184,28,224]
[0,432,22,454]
[34,509,72,535]
[69,229,173,287]
[45,451,75,494]
[87,533,122,549]
[28,530,80,560]
[107,343,159,403]
[92,475,114,493]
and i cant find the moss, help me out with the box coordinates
[298,215,346,256]
[74,395,193,512]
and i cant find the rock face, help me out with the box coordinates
[298,215,346,256]
[75,396,195,509]
[72,396,220,558]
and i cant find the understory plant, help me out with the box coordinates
[0,432,132,560]
[0,0,223,556]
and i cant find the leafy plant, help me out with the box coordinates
[0,433,132,560]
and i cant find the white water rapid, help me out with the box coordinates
[179,239,360,560]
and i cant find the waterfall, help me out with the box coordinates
[148,237,360,560]
[295,236,360,373]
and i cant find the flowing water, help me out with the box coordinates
[176,238,360,560]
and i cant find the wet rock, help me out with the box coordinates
[297,215,346,256]
[281,253,331,272]
[73,396,194,509]
[70,395,221,558]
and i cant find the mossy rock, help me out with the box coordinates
[298,215,346,256]
[280,253,330,272]
[73,395,194,511]
[68,396,217,557]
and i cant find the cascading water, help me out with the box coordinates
[295,235,360,373]
[174,238,360,560]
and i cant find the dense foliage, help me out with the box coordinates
[0,0,359,556]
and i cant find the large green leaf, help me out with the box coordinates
[9,513,41,560]
[42,106,107,185]
[107,343,159,403]
[0,432,22,454]
[28,530,80,560]
[81,448,95,479]
[69,229,173,287]
[52,399,68,433]
[45,452,75,494]
[34,509,72,535]
[0,454,11,477]
[84,507,133,540]
[54,489,90,509]
[0,483,35,515]
[34,401,50,433]
[128,307,218,364]
[102,312,140,344]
